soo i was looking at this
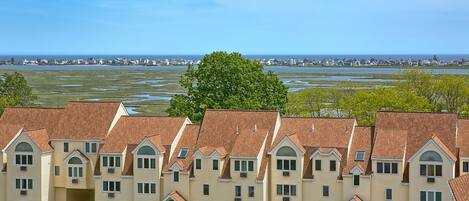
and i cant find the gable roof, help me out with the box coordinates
[343,127,373,175]
[163,191,187,201]
[231,129,268,157]
[372,129,407,159]
[0,123,23,150]
[165,124,200,172]
[449,174,469,201]
[0,107,63,132]
[52,101,123,140]
[457,120,469,157]
[101,116,187,153]
[25,129,53,152]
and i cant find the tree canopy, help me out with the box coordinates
[0,72,36,114]
[167,52,288,122]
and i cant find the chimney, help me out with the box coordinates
[311,123,315,133]
[236,125,239,135]
[254,124,257,133]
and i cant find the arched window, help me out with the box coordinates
[420,151,443,162]
[15,142,33,152]
[68,157,83,164]
[276,146,297,157]
[137,146,156,155]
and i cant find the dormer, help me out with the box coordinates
[64,150,89,189]
[132,136,165,175]
[310,148,342,177]
[269,134,305,179]
[193,146,227,176]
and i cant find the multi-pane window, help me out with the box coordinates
[355,151,365,161]
[85,142,98,153]
[137,183,156,194]
[55,166,60,176]
[377,162,398,174]
[195,159,202,170]
[64,142,69,152]
[330,160,337,171]
[385,189,393,200]
[235,185,241,197]
[15,142,33,165]
[420,164,442,177]
[463,161,468,173]
[322,185,329,197]
[315,160,322,171]
[234,160,254,172]
[213,159,219,170]
[276,184,296,196]
[174,171,179,182]
[276,159,296,170]
[103,156,121,168]
[68,167,83,177]
[203,184,209,196]
[137,158,155,169]
[420,191,442,201]
[103,181,121,192]
[15,179,33,190]
[178,148,189,158]
[353,175,360,186]
[248,186,255,197]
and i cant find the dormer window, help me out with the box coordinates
[67,157,83,178]
[276,146,297,171]
[85,142,98,153]
[178,148,189,158]
[419,151,443,177]
[137,146,156,169]
[420,151,442,162]
[355,151,365,161]
[15,142,33,166]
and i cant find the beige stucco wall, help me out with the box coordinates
[408,142,455,201]
[94,176,133,201]
[459,157,469,176]
[342,175,371,200]
[303,153,342,201]
[132,143,164,201]
[370,159,408,201]
[189,155,223,201]
[0,171,5,201]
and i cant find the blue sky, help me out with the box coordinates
[0,0,468,55]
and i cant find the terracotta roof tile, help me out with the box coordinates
[343,127,374,175]
[449,174,469,201]
[100,116,187,153]
[431,135,457,161]
[457,120,469,157]
[165,191,187,201]
[372,129,407,159]
[53,101,123,140]
[350,195,363,201]
[165,125,200,172]
[0,107,63,132]
[231,129,268,157]
[0,123,23,150]
[26,129,53,152]
[122,144,137,176]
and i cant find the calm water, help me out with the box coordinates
[1,65,469,75]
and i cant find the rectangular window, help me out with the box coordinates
[377,162,398,174]
[85,142,98,153]
[248,186,255,197]
[55,166,60,176]
[242,160,247,171]
[420,191,442,201]
[136,182,156,194]
[276,184,297,196]
[196,159,202,170]
[178,148,189,158]
[15,154,33,165]
[277,159,282,170]
[355,151,365,161]
[464,162,469,173]
[102,156,121,168]
[353,175,360,186]
[213,159,219,170]
[103,181,121,192]
[392,163,398,174]
[385,189,392,200]
[248,160,254,171]
[277,159,296,170]
[137,158,155,169]
[174,171,179,182]
[150,158,155,169]
[64,142,69,152]
[15,179,32,190]
[235,185,241,197]
[137,158,142,168]
[68,167,83,178]
[384,163,391,173]
[235,160,240,171]
[315,160,322,171]
[322,185,329,197]
[420,164,442,177]
[203,184,209,196]
[420,164,426,176]
[377,162,383,173]
[330,160,336,171]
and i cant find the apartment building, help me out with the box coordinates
[1,101,469,201]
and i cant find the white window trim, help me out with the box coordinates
[137,156,156,169]
[355,151,366,161]
[137,182,156,195]
[68,165,83,178]
[276,159,296,171]
[385,188,393,200]
[419,190,442,201]
[235,185,242,197]
[85,142,98,154]
[277,184,297,197]
[102,181,121,193]
[15,178,33,190]
[322,185,330,197]
[102,155,121,168]
[234,159,255,172]
[15,153,33,166]
[178,148,189,158]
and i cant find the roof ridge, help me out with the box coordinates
[4,106,64,110]
[68,100,122,103]
[377,111,458,115]
[206,109,278,113]
[124,115,186,118]
[283,116,355,120]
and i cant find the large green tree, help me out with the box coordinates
[167,52,288,122]
[0,72,37,114]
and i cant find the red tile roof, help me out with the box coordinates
[0,123,23,150]
[26,129,53,152]
[231,129,268,157]
[371,129,407,159]
[457,120,469,157]
[101,116,187,153]
[0,107,63,132]
[165,125,200,172]
[165,191,187,201]
[52,101,123,140]
[343,127,373,175]
[449,174,469,201]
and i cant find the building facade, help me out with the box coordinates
[0,101,469,201]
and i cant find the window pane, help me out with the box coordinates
[392,163,398,174]
[276,185,282,195]
[137,183,142,193]
[103,157,108,167]
[68,167,72,177]
[196,159,201,170]
[235,186,241,197]
[436,192,442,201]
[386,189,392,200]
[291,185,296,196]
[16,155,20,165]
[137,158,142,168]
[144,158,149,168]
[428,191,434,201]
[151,183,156,194]
[91,143,97,153]
[354,175,360,186]
[144,183,149,193]
[116,182,120,192]
[78,167,83,177]
[150,158,156,169]
[315,160,321,171]
[276,146,297,157]
[377,162,383,173]
[64,143,69,152]
[103,181,108,191]
[248,186,255,197]
[428,165,435,176]
[384,163,391,173]
[241,160,247,171]
[435,165,442,176]
[420,165,426,176]
[21,155,26,165]
[22,179,27,189]
[116,157,121,168]
[283,185,289,195]
[330,160,336,171]
[283,160,290,170]
[109,157,114,167]
[55,166,60,176]
[420,191,426,201]
[85,143,90,152]
[203,184,209,195]
[290,160,296,171]
[16,179,20,189]
[235,160,240,171]
[323,186,329,197]
[248,161,254,171]
[27,155,33,165]
[277,160,282,170]
[174,171,179,182]
[213,160,219,170]
[464,162,469,173]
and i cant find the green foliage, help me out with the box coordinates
[167,52,288,122]
[0,72,37,114]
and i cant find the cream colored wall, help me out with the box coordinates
[51,140,98,189]
[94,176,133,201]
[132,147,163,201]
[342,175,371,200]
[304,154,342,201]
[270,141,304,201]
[230,157,265,201]
[370,160,408,201]
[189,156,223,201]
[163,171,191,199]
[5,134,44,201]
[54,187,66,201]
[408,142,455,201]
[460,157,469,176]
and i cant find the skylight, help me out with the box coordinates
[355,151,365,161]
[178,148,189,158]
